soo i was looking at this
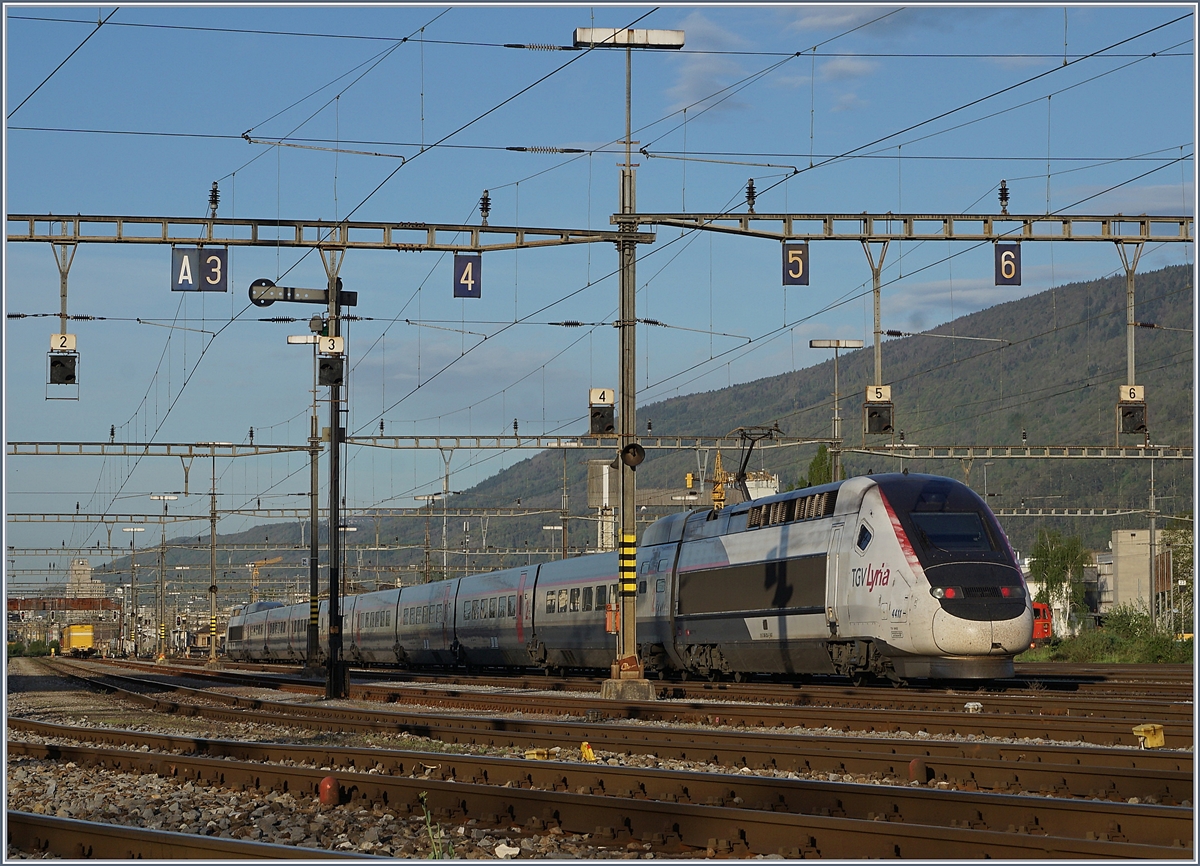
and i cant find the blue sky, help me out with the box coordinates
[4,3,1196,561]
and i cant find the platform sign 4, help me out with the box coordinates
[453,254,482,298]
[994,243,1021,286]
[782,243,809,286]
[172,248,228,292]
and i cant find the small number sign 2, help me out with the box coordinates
[172,248,228,292]
[453,254,482,298]
[994,243,1021,286]
[782,243,809,286]
[50,333,77,352]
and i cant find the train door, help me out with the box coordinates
[517,570,531,644]
[825,523,843,633]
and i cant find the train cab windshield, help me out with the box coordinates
[908,512,995,552]
[875,474,1012,568]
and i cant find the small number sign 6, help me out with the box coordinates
[994,243,1021,286]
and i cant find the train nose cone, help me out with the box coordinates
[931,608,993,655]
[932,608,1034,655]
[990,607,1034,653]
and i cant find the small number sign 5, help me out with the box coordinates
[782,243,809,286]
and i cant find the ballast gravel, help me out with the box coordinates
[6,657,1186,859]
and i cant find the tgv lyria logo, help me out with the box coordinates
[850,563,891,591]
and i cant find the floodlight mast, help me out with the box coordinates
[810,340,863,480]
[574,25,684,701]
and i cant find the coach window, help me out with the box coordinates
[488,597,497,618]
[656,578,666,593]
[546,591,556,613]
[558,589,569,612]
[472,599,481,619]
[856,523,873,553]
[638,580,647,594]
[569,587,580,611]
[403,608,409,625]
[582,587,593,611]
[508,595,517,617]
[595,585,606,608]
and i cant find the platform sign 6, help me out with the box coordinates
[994,243,1021,286]
[453,254,482,298]
[172,248,228,292]
[782,243,809,286]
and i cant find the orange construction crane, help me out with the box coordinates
[247,556,282,603]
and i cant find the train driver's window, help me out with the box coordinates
[490,597,498,618]
[546,591,556,613]
[582,587,593,611]
[570,587,580,611]
[595,585,606,608]
[508,595,517,617]
[856,524,872,552]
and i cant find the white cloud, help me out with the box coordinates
[820,56,877,81]
[666,12,750,114]
[1054,182,1194,215]
[830,92,868,113]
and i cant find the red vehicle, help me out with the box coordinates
[1030,602,1053,646]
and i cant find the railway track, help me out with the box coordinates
[6,811,371,859]
[165,656,1197,700]
[7,729,1191,859]
[40,660,1195,801]
[91,659,1193,749]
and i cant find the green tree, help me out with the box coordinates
[806,445,844,487]
[1029,529,1092,634]
[1161,518,1193,635]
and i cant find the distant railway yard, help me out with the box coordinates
[5,657,1193,859]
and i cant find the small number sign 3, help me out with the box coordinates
[172,248,228,292]
[454,254,482,298]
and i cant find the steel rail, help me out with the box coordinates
[5,810,372,859]
[107,660,1190,744]
[9,718,1191,847]
[6,740,1189,859]
[52,662,1193,801]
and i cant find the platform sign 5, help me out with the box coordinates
[453,254,482,298]
[782,243,809,286]
[172,248,228,292]
[994,243,1021,286]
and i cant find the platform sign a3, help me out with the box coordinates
[453,254,482,298]
[172,248,228,292]
[994,243,1021,286]
[782,243,809,286]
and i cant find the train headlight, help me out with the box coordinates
[930,586,964,599]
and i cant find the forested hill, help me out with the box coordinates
[107,264,1193,585]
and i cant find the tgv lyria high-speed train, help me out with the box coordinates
[226,473,1033,682]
